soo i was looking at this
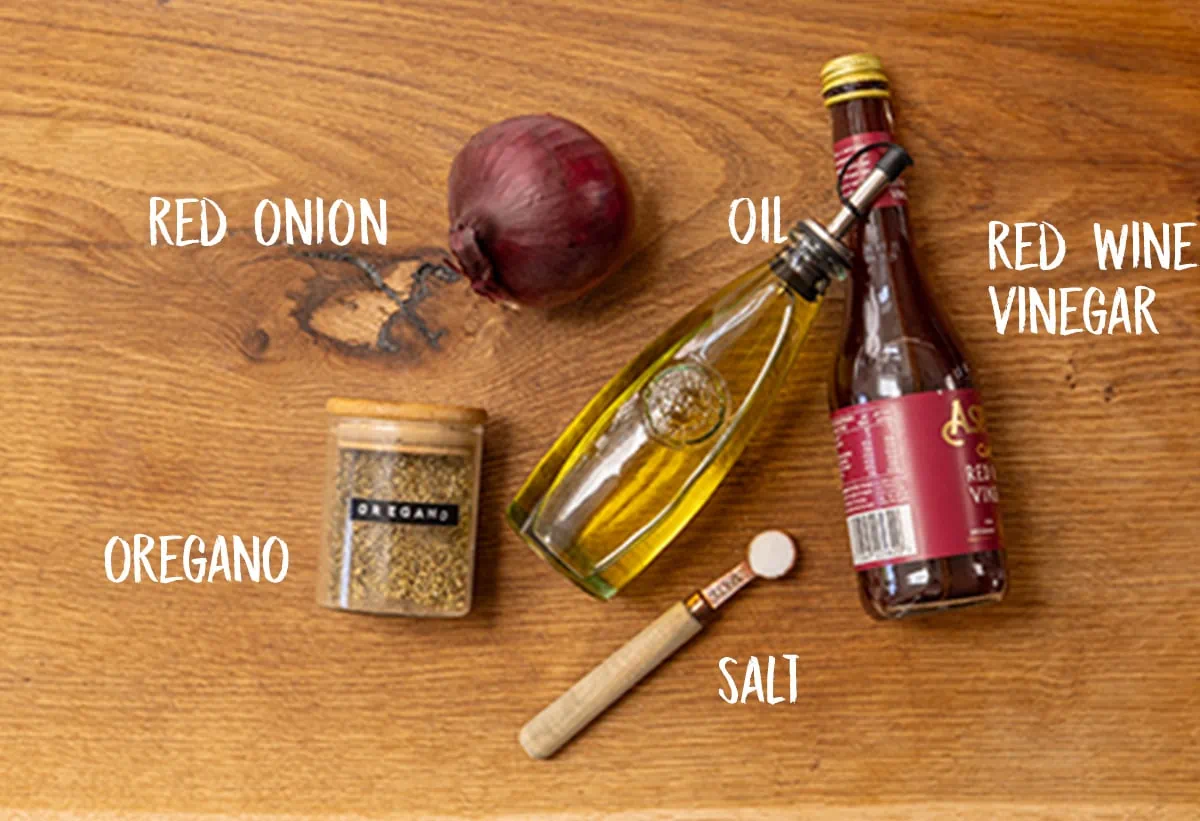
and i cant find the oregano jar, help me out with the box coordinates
[318,398,486,617]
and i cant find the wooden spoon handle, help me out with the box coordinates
[519,600,704,760]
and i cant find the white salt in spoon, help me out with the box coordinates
[520,530,798,760]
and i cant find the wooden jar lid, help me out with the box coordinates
[326,397,487,426]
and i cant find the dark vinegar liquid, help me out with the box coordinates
[825,69,1008,619]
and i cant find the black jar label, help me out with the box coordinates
[349,497,459,527]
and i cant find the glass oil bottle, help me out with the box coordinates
[507,148,913,599]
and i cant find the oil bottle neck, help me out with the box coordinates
[771,143,914,301]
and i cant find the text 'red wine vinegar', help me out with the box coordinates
[821,54,1008,619]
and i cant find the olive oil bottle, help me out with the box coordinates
[508,148,912,599]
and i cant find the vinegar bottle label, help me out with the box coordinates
[833,130,908,210]
[830,389,1003,569]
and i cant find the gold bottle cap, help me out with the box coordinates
[326,397,487,426]
[820,53,890,107]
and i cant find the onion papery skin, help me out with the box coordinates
[447,114,634,309]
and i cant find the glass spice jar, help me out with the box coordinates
[318,398,486,617]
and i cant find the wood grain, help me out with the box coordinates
[1,0,1198,817]
[520,601,706,760]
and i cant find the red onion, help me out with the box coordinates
[447,114,634,308]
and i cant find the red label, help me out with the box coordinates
[831,389,1002,570]
[834,130,907,210]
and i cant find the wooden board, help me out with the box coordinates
[2,0,1198,817]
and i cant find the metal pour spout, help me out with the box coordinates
[771,145,913,300]
[826,145,913,239]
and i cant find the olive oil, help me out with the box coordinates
[509,263,821,598]
[508,148,913,598]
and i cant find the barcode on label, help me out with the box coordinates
[847,505,918,567]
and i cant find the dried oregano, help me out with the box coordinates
[324,447,475,616]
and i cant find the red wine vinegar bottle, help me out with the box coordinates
[821,54,1008,619]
